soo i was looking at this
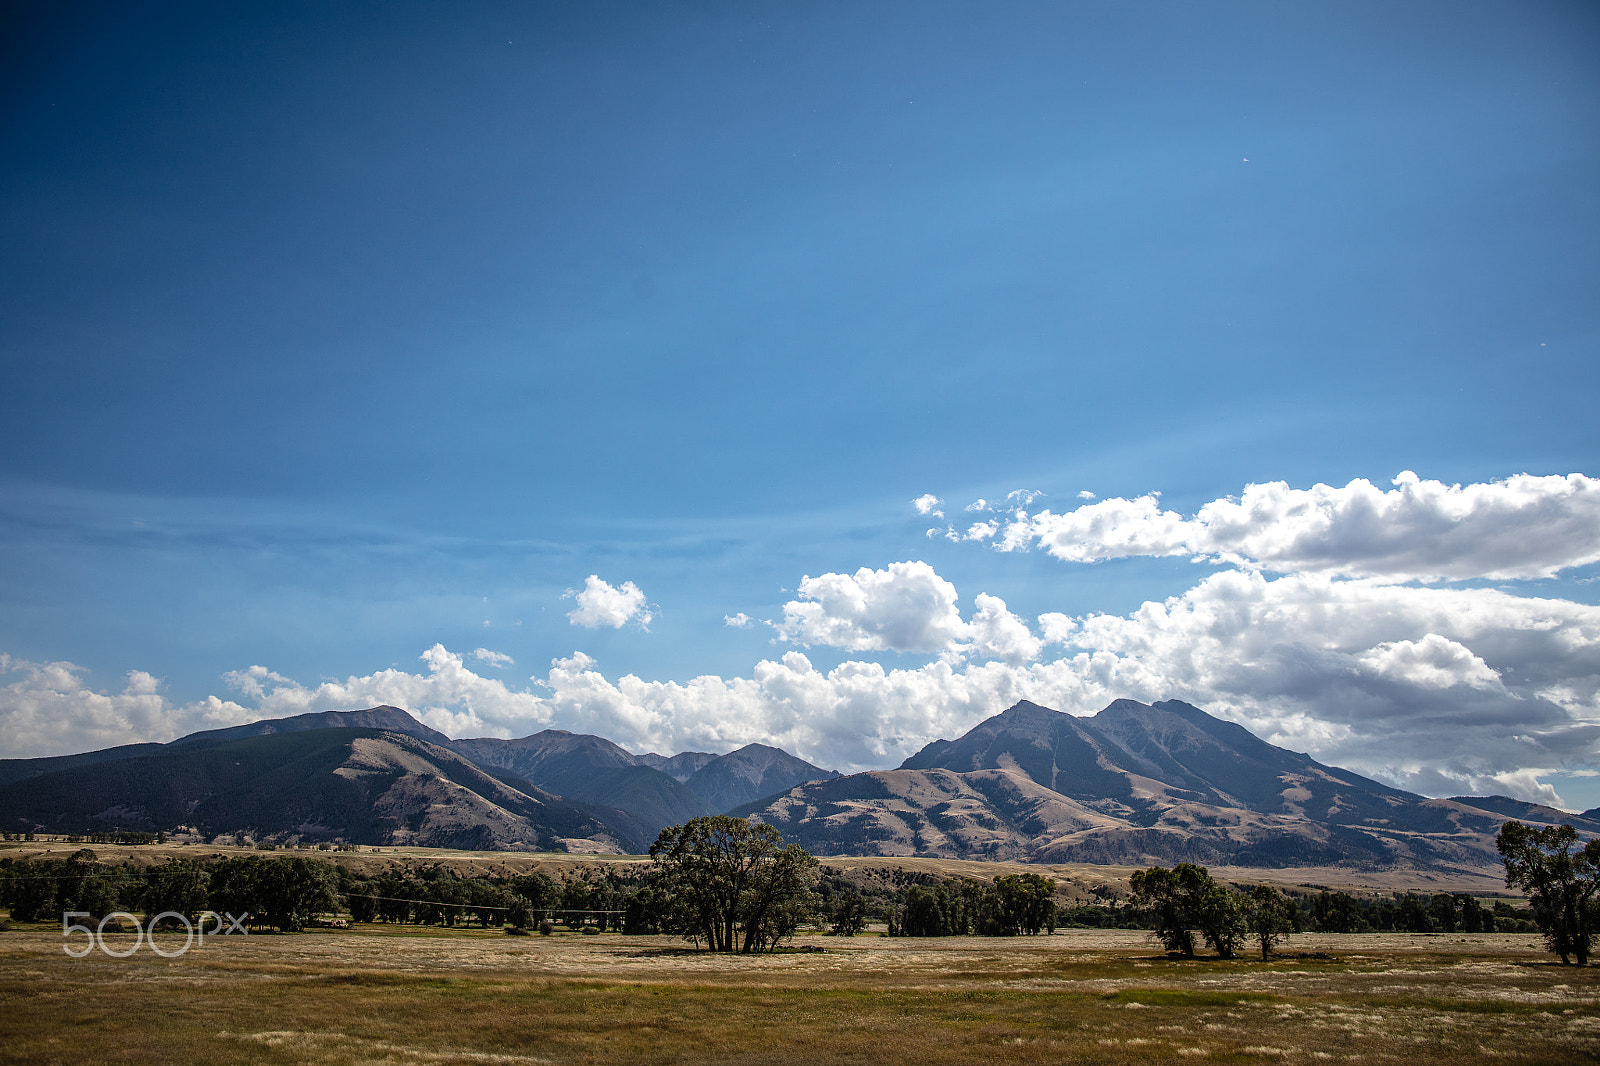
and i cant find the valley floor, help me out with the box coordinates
[0,924,1595,1064]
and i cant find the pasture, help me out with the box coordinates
[1,922,1595,1064]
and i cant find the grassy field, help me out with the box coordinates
[1,921,1595,1065]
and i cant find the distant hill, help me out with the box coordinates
[736,699,1592,870]
[0,706,444,789]
[0,728,646,852]
[1444,795,1600,834]
[683,743,842,813]
[445,730,839,836]
[171,705,453,747]
[448,731,711,837]
[635,750,717,782]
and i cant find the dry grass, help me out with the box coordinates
[1,922,1595,1065]
[0,839,1510,905]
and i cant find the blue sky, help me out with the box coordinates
[3,3,1598,808]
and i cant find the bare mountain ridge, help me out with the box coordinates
[0,705,446,789]
[0,708,838,846]
[737,699,1600,870]
[0,728,646,852]
[447,730,839,835]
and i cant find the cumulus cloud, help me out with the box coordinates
[912,494,944,518]
[0,654,254,758]
[1077,490,1097,500]
[471,648,514,668]
[5,564,1598,797]
[565,575,652,629]
[775,561,969,654]
[772,563,1044,667]
[959,593,1044,665]
[724,613,752,628]
[999,472,1600,582]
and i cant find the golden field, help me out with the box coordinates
[2,921,1596,1064]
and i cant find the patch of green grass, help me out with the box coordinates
[1102,988,1279,1007]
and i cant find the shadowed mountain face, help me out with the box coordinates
[738,699,1599,870]
[635,750,717,782]
[682,743,842,813]
[171,706,453,748]
[0,709,839,849]
[0,729,645,852]
[447,731,711,837]
[0,706,446,788]
[445,732,839,836]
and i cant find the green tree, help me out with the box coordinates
[830,888,867,936]
[649,816,817,953]
[1129,863,1246,959]
[506,895,536,932]
[141,861,209,924]
[901,885,944,937]
[992,873,1056,936]
[1244,885,1297,960]
[1309,890,1361,933]
[1497,820,1600,965]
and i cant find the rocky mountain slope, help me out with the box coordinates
[0,705,443,788]
[736,699,1599,870]
[0,728,646,852]
[0,708,839,849]
[448,731,710,836]
[445,730,837,835]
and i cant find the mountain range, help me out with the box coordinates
[1,699,1592,869]
[0,707,837,852]
[733,699,1600,870]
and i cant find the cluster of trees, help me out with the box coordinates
[0,851,338,932]
[1302,888,1526,934]
[886,873,1058,937]
[1129,863,1297,960]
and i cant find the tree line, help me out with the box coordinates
[5,817,1591,962]
[0,850,338,932]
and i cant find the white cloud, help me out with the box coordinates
[966,498,991,512]
[471,648,514,668]
[1077,490,1097,500]
[1356,635,1501,691]
[565,575,652,629]
[724,613,752,628]
[1000,472,1600,582]
[961,593,1044,665]
[775,561,968,654]
[1005,489,1044,507]
[0,654,254,758]
[6,563,1598,796]
[1037,612,1078,645]
[912,494,944,518]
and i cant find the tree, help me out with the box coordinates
[141,861,209,925]
[649,816,817,953]
[1244,885,1297,960]
[1497,820,1600,965]
[992,873,1056,936]
[830,888,866,936]
[506,896,536,932]
[1129,863,1246,959]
